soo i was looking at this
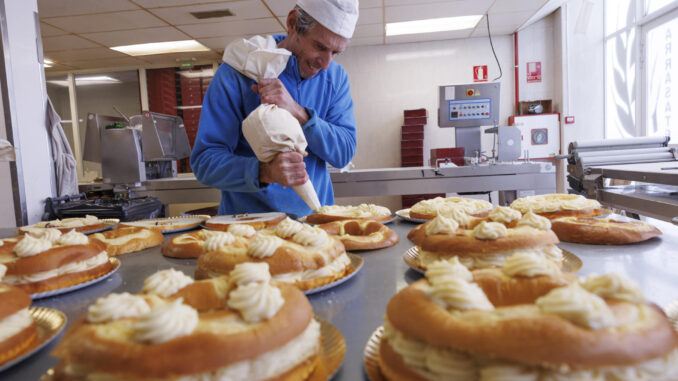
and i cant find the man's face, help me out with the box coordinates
[291,22,348,79]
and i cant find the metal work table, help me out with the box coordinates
[3,217,678,380]
[78,162,556,204]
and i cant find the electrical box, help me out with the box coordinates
[438,83,500,128]
[508,113,561,160]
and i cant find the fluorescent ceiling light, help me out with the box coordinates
[44,58,54,68]
[47,75,121,87]
[386,15,483,36]
[111,40,209,56]
[179,68,214,78]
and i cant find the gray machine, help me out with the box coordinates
[83,111,191,185]
[438,82,502,157]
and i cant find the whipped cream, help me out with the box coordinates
[517,211,552,230]
[426,258,472,282]
[3,251,109,284]
[441,208,473,227]
[203,232,236,252]
[87,293,151,323]
[134,298,198,344]
[425,215,459,236]
[317,203,390,218]
[426,268,493,311]
[275,217,304,238]
[511,194,601,213]
[502,251,559,277]
[27,228,62,243]
[229,262,271,286]
[248,234,284,258]
[536,283,616,329]
[227,224,256,237]
[489,207,522,224]
[13,235,52,257]
[272,253,350,283]
[472,221,508,240]
[228,281,284,322]
[480,364,539,381]
[291,226,328,247]
[142,268,194,297]
[57,230,89,246]
[0,264,6,280]
[0,308,33,341]
[579,273,644,303]
[419,244,562,270]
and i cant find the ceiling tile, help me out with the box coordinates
[67,56,149,69]
[43,35,100,51]
[177,18,283,38]
[81,26,190,46]
[385,29,472,44]
[38,0,140,18]
[42,10,167,34]
[483,11,534,30]
[149,1,269,25]
[264,0,295,17]
[349,35,383,46]
[360,0,382,8]
[40,22,68,37]
[134,0,228,7]
[197,36,241,50]
[358,7,382,25]
[490,0,549,14]
[354,23,383,38]
[471,25,522,37]
[45,47,129,62]
[138,50,219,64]
[385,1,493,23]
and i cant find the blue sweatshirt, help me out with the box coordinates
[190,35,357,217]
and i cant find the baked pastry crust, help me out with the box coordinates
[317,220,399,251]
[11,261,114,295]
[17,216,119,235]
[510,193,603,219]
[118,216,208,233]
[386,279,678,368]
[0,283,38,366]
[51,281,316,379]
[162,229,210,259]
[551,217,662,245]
[205,212,287,230]
[409,197,493,220]
[90,227,164,256]
[305,204,392,224]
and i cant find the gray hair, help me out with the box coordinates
[294,6,317,35]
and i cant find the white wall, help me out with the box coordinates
[0,76,17,228]
[518,15,557,103]
[2,0,55,224]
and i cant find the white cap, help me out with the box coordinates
[296,0,359,39]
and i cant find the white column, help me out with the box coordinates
[1,0,55,224]
[139,68,149,111]
[67,72,82,178]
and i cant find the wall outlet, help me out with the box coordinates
[565,116,575,124]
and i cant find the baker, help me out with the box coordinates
[191,0,359,217]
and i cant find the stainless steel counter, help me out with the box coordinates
[3,217,677,380]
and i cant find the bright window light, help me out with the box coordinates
[385,15,483,36]
[47,75,121,87]
[111,40,209,56]
[44,58,54,68]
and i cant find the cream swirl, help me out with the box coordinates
[0,264,5,280]
[426,258,472,282]
[247,234,284,258]
[517,211,552,230]
[425,215,459,236]
[479,364,539,381]
[292,226,328,247]
[229,262,271,286]
[226,224,256,237]
[579,273,643,303]
[275,217,304,238]
[0,308,33,342]
[427,276,494,311]
[425,346,476,380]
[540,369,604,381]
[472,221,508,240]
[489,206,522,224]
[57,230,89,246]
[133,298,198,344]
[502,251,559,277]
[358,203,391,217]
[228,281,284,322]
[387,326,428,369]
[14,234,52,257]
[536,283,616,329]
[27,228,62,243]
[440,207,473,227]
[142,268,194,297]
[203,231,236,252]
[87,292,151,323]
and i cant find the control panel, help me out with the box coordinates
[448,98,491,121]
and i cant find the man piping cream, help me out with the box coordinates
[191,0,359,217]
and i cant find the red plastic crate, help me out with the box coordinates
[402,132,424,140]
[401,147,423,156]
[403,108,428,118]
[401,140,423,148]
[402,125,424,133]
[403,116,427,125]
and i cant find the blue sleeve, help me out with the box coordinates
[190,66,265,192]
[302,67,356,169]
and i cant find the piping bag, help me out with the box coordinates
[223,35,321,211]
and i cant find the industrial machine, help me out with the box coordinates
[83,111,191,186]
[563,136,678,222]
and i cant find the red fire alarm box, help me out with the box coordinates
[527,62,542,83]
[473,65,488,82]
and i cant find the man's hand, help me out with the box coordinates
[259,151,309,186]
[252,78,309,125]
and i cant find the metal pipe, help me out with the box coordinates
[576,147,674,159]
[572,136,669,150]
[579,152,675,167]
[514,31,520,114]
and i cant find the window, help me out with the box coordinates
[604,0,678,139]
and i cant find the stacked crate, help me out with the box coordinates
[400,109,445,208]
